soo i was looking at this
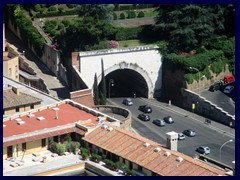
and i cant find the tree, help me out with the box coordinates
[154,4,225,52]
[93,73,100,105]
[76,4,114,23]
[99,59,107,105]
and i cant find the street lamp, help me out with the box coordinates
[189,66,200,93]
[108,79,114,98]
[219,139,233,161]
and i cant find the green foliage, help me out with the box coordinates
[65,141,80,153]
[91,153,102,162]
[119,12,125,19]
[80,147,90,155]
[113,12,117,20]
[49,142,66,156]
[210,60,226,75]
[126,169,136,176]
[138,11,145,18]
[115,26,143,41]
[127,11,136,19]
[48,5,57,12]
[154,41,169,56]
[34,4,42,12]
[35,9,78,18]
[93,73,100,105]
[104,159,117,170]
[82,152,89,160]
[58,6,64,13]
[66,4,76,9]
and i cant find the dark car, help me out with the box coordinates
[183,129,196,137]
[209,83,220,92]
[153,119,165,127]
[163,116,174,124]
[138,114,150,121]
[122,98,133,106]
[196,146,210,155]
[138,105,152,113]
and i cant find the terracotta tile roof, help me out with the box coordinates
[3,103,101,142]
[83,126,227,176]
[3,89,42,109]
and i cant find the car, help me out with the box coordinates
[153,119,165,127]
[138,105,152,113]
[122,98,133,106]
[223,85,234,94]
[183,129,196,137]
[178,133,185,140]
[196,146,211,155]
[224,75,235,83]
[209,83,221,92]
[138,114,150,121]
[163,116,174,124]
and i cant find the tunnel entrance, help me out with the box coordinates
[99,69,149,98]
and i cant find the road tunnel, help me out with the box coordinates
[99,69,149,98]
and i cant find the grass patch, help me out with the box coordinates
[119,39,145,47]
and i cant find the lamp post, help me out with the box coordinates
[219,139,233,161]
[189,66,200,93]
[108,79,114,98]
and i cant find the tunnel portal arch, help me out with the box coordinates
[97,62,153,98]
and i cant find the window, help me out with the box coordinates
[22,143,26,152]
[16,107,19,112]
[30,104,34,109]
[8,68,12,77]
[138,165,143,171]
[41,139,46,147]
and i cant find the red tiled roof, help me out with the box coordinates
[83,126,227,176]
[3,103,99,138]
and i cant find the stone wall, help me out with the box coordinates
[182,89,235,127]
[70,89,94,108]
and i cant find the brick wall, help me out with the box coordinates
[70,89,94,108]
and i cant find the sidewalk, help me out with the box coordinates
[140,98,235,139]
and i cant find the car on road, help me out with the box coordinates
[153,119,165,127]
[183,129,196,137]
[223,85,234,94]
[163,116,174,124]
[122,98,133,106]
[138,105,152,113]
[178,133,186,140]
[209,83,221,92]
[138,114,150,121]
[196,146,211,155]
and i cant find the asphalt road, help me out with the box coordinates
[108,97,235,167]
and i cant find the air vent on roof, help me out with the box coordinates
[143,142,150,147]
[37,116,45,121]
[154,147,161,152]
[15,118,22,122]
[107,127,113,131]
[164,151,171,157]
[52,107,60,111]
[102,124,108,129]
[28,113,35,118]
[17,120,25,125]
[176,157,183,162]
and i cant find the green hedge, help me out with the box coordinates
[115,26,143,41]
[35,9,78,18]
[113,4,155,11]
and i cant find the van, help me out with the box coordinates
[224,75,235,83]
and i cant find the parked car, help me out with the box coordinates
[209,83,221,92]
[223,85,234,94]
[138,114,150,121]
[153,119,165,127]
[178,133,186,140]
[122,98,133,106]
[196,146,211,155]
[183,129,196,137]
[224,75,235,83]
[138,105,152,113]
[163,116,174,124]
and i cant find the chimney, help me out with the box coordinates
[12,86,20,95]
[166,131,178,151]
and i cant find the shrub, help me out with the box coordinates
[115,26,142,41]
[120,12,125,19]
[127,11,136,19]
[137,11,145,18]
[48,142,66,155]
[113,12,117,20]
[65,141,80,153]
[80,147,90,155]
[107,40,119,48]
[126,169,136,176]
[66,4,76,9]
[58,22,65,30]
[104,159,117,170]
[48,6,57,12]
[34,4,42,12]
[210,60,226,75]
[58,6,64,13]
[91,153,102,162]
[82,152,89,160]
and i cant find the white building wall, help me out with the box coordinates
[79,45,162,98]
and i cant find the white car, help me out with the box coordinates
[223,85,234,94]
[196,146,211,155]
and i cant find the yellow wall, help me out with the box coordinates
[4,103,41,116]
[4,109,16,115]
[3,147,7,160]
[3,55,19,81]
